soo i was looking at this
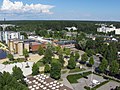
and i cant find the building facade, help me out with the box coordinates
[0,31,24,44]
[97,25,120,35]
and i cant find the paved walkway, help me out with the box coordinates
[61,68,92,90]
[0,62,34,76]
[97,81,120,90]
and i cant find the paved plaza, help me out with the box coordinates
[72,74,107,90]
[0,62,34,76]
[97,81,120,90]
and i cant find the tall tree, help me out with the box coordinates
[86,39,96,49]
[99,58,108,73]
[50,59,62,80]
[32,63,39,75]
[64,48,71,56]
[75,51,80,61]
[88,56,94,66]
[85,49,95,57]
[104,43,118,64]
[44,64,51,73]
[12,65,23,80]
[67,53,76,69]
[58,52,64,67]
[78,39,87,50]
[43,45,53,64]
[81,53,88,64]
[109,60,119,75]
[0,72,28,90]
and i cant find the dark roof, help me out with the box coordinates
[56,40,76,45]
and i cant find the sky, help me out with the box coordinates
[0,0,120,21]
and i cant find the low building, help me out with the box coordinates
[55,40,76,48]
[97,24,120,35]
[30,42,42,52]
[115,29,120,35]
[28,36,52,43]
[8,38,46,55]
[97,25,116,33]
[65,26,77,31]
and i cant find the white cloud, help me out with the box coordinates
[0,0,54,14]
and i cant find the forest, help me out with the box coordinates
[0,20,120,34]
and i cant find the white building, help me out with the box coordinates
[115,29,120,35]
[65,26,77,31]
[97,25,116,33]
[28,36,51,43]
[0,31,24,44]
[97,24,120,35]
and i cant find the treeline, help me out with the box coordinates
[0,20,120,34]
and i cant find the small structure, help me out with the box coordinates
[92,79,100,85]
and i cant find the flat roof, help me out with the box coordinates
[30,42,42,45]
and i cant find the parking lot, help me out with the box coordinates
[72,74,106,90]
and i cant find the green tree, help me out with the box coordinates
[99,58,108,73]
[86,49,95,57]
[7,54,14,61]
[58,51,64,66]
[64,48,71,55]
[38,46,44,55]
[75,51,80,60]
[67,53,76,69]
[55,46,62,54]
[78,39,87,50]
[109,60,119,75]
[104,43,118,64]
[86,39,96,49]
[43,46,53,64]
[23,49,29,61]
[12,65,23,80]
[88,56,94,66]
[81,53,88,64]
[76,32,86,42]
[76,33,87,50]
[50,59,62,80]
[44,64,51,73]
[0,71,28,90]
[32,63,39,75]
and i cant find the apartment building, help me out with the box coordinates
[0,31,24,44]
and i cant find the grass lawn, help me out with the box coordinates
[67,74,82,83]
[67,71,92,83]
[69,68,85,73]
